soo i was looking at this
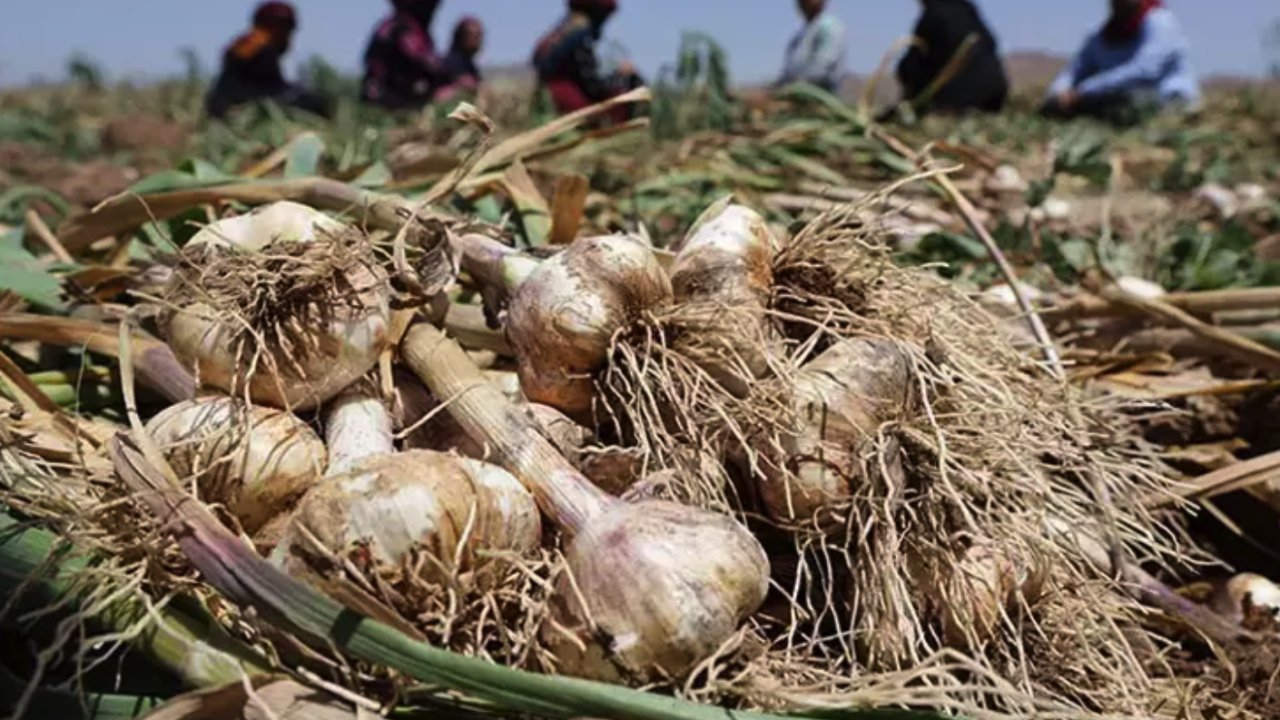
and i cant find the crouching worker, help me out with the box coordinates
[362,0,444,110]
[432,16,485,104]
[897,0,1009,114]
[776,0,846,93]
[206,2,330,119]
[533,0,643,120]
[1043,0,1199,122]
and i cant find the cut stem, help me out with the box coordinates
[454,234,541,294]
[324,387,395,477]
[401,323,610,534]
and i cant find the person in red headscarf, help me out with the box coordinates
[206,2,330,118]
[532,0,643,119]
[361,0,445,110]
[431,16,485,104]
[1043,0,1199,121]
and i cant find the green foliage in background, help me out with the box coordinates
[651,32,734,139]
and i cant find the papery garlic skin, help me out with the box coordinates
[187,201,347,253]
[914,542,1048,650]
[542,499,769,682]
[147,397,325,534]
[289,450,540,584]
[506,235,671,418]
[669,202,780,396]
[760,338,913,526]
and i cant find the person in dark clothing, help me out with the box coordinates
[896,0,1008,114]
[532,0,643,119]
[206,2,330,119]
[433,16,484,103]
[362,0,443,110]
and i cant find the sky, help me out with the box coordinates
[0,1,1275,88]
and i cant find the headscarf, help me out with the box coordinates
[253,1,296,33]
[1103,0,1162,44]
[569,0,618,27]
[451,15,483,54]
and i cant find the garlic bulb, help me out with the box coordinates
[146,396,325,533]
[669,201,780,396]
[506,235,672,418]
[543,499,768,681]
[403,323,768,682]
[290,449,541,584]
[1210,573,1280,626]
[913,542,1047,650]
[759,338,913,525]
[162,201,391,411]
[280,385,541,585]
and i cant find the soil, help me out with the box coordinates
[1167,633,1280,719]
[100,113,188,156]
[0,140,139,207]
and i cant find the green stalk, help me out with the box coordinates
[0,664,160,720]
[0,381,120,410]
[0,513,270,690]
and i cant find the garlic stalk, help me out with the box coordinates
[669,201,781,396]
[403,322,769,682]
[282,384,541,585]
[760,338,913,526]
[324,387,395,477]
[455,233,543,296]
[146,397,325,534]
[161,201,391,411]
[393,369,634,493]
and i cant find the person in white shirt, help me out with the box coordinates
[776,0,846,92]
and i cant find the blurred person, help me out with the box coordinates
[532,0,644,118]
[896,0,1008,114]
[1042,0,1200,121]
[776,0,846,93]
[432,16,484,104]
[362,0,444,110]
[206,2,330,118]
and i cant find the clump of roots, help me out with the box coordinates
[595,305,794,510]
[161,228,385,402]
[599,198,1205,717]
[282,530,559,668]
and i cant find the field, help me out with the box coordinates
[2,51,1280,719]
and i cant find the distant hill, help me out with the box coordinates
[1002,51,1067,92]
